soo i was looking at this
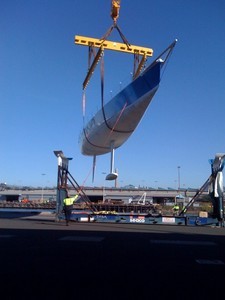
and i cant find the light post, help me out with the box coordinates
[41,173,46,201]
[177,166,181,191]
[102,172,106,202]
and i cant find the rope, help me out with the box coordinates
[80,159,95,187]
[82,91,86,125]
[100,55,133,134]
[103,101,128,147]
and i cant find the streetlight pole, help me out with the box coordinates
[177,166,181,191]
[102,172,106,202]
[41,173,46,201]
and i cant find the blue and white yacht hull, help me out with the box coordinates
[80,59,162,156]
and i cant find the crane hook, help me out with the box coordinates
[111,0,120,24]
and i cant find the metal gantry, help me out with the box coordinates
[53,151,96,221]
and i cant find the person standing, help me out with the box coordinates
[63,192,79,225]
[172,204,179,216]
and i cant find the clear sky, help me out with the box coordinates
[1,0,225,189]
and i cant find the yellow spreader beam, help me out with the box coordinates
[75,35,153,57]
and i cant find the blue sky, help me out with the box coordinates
[1,0,225,189]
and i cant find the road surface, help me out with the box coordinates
[0,214,225,299]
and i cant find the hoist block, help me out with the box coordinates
[75,35,153,57]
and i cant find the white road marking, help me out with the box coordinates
[59,236,104,242]
[0,235,14,238]
[196,259,224,265]
[150,240,217,246]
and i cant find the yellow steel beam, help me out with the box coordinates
[75,35,153,57]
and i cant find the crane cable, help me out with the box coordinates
[101,22,130,48]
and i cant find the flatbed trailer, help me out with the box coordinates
[56,209,219,227]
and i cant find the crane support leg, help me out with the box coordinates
[179,153,225,226]
[210,153,225,226]
[54,150,97,222]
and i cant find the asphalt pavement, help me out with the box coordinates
[0,214,225,300]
